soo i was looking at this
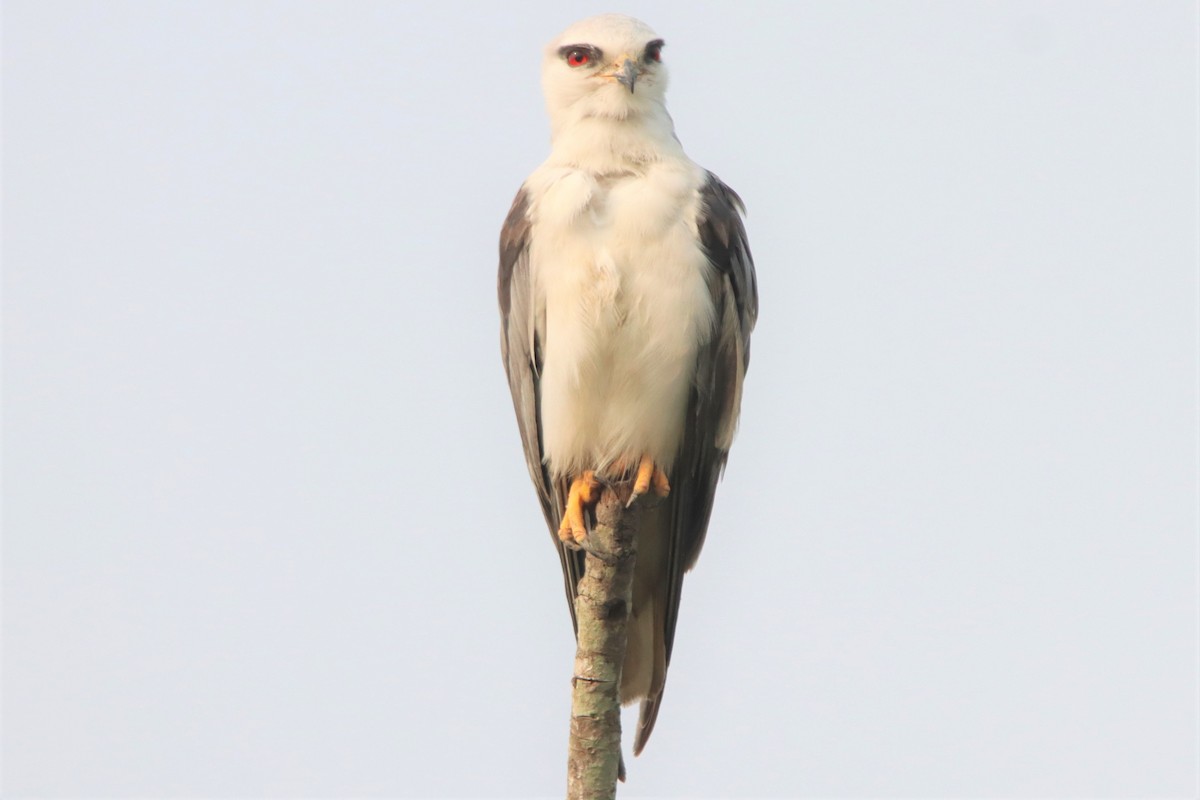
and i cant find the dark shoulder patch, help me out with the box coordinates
[497,188,531,317]
[698,172,758,340]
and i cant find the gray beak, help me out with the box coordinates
[614,58,638,93]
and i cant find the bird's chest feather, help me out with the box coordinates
[529,164,716,472]
[532,166,714,363]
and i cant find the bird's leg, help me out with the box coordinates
[558,470,600,545]
[628,454,670,507]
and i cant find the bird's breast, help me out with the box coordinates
[529,162,716,477]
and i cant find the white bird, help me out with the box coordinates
[498,13,757,756]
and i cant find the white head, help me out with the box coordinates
[541,14,671,137]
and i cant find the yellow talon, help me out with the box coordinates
[557,470,599,544]
[631,455,670,502]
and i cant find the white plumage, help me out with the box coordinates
[530,164,715,477]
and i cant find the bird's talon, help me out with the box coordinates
[557,470,599,544]
[628,455,670,506]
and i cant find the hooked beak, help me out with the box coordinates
[613,56,638,93]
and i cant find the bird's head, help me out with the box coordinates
[541,14,669,131]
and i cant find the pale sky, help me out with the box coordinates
[3,1,1197,797]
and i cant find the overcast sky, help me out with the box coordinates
[3,1,1197,797]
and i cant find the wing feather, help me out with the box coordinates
[634,171,758,754]
[498,188,585,631]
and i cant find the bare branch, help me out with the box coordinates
[566,483,641,799]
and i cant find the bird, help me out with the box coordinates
[498,13,757,757]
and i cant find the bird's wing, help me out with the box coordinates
[497,188,585,631]
[634,171,758,754]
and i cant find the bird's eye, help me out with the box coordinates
[566,49,590,67]
[645,40,664,62]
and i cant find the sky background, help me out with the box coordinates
[2,1,1197,797]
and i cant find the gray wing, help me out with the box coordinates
[497,188,585,630]
[634,171,759,754]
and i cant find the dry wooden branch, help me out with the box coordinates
[566,483,640,800]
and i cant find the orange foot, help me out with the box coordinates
[627,454,670,507]
[557,470,600,545]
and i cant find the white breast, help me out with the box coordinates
[528,160,716,479]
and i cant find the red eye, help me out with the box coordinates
[566,50,589,67]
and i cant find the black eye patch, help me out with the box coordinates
[558,44,603,66]
[644,39,664,62]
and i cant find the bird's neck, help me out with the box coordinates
[547,109,685,174]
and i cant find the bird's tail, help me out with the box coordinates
[633,692,665,756]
